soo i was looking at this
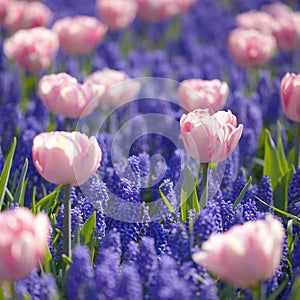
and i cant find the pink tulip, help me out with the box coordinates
[271,13,300,51]
[3,0,52,34]
[178,79,228,113]
[192,215,285,288]
[52,15,107,56]
[0,207,50,281]
[96,0,137,31]
[280,72,300,122]
[227,28,276,68]
[38,73,104,118]
[235,10,275,34]
[0,0,9,25]
[136,0,196,22]
[3,27,59,73]
[261,2,293,18]
[180,109,243,163]
[84,68,141,108]
[32,131,102,186]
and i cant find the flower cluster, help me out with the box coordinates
[0,0,299,300]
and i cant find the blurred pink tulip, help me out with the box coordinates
[281,72,300,122]
[52,15,107,56]
[227,28,276,68]
[0,207,50,281]
[261,2,293,18]
[38,73,104,118]
[96,0,137,31]
[137,0,196,22]
[235,10,275,34]
[178,79,228,113]
[32,131,102,186]
[193,215,285,288]
[3,26,59,73]
[0,0,9,25]
[84,68,141,108]
[3,0,52,34]
[272,13,300,51]
[180,109,243,163]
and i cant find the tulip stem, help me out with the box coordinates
[63,184,71,258]
[200,163,209,208]
[63,118,70,131]
[294,122,300,169]
[253,282,266,300]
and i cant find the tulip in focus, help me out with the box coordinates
[38,73,104,118]
[52,15,107,56]
[3,27,59,73]
[193,215,285,288]
[3,0,52,34]
[180,109,243,163]
[96,0,137,31]
[0,207,50,281]
[178,79,228,113]
[137,0,196,22]
[227,28,276,68]
[84,68,141,108]
[235,10,275,34]
[32,131,102,186]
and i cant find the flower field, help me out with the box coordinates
[1,0,300,299]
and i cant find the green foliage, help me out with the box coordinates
[263,124,295,211]
[0,137,16,210]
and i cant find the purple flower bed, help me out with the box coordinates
[1,0,300,299]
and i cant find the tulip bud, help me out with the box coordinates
[193,215,285,288]
[52,15,107,56]
[227,28,276,68]
[96,0,137,31]
[32,131,102,186]
[281,72,300,122]
[180,109,243,163]
[38,73,104,118]
[0,207,50,281]
[3,27,59,73]
[178,79,228,113]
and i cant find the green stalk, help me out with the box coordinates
[63,184,71,258]
[294,122,300,169]
[200,163,209,208]
[63,118,70,132]
[253,282,266,300]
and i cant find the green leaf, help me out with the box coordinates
[159,182,175,215]
[181,165,198,220]
[263,129,284,189]
[289,275,300,300]
[255,196,300,225]
[32,187,37,215]
[36,185,62,211]
[41,245,54,274]
[0,137,16,210]
[273,166,294,211]
[277,122,289,173]
[180,188,187,223]
[62,254,72,266]
[192,184,200,213]
[13,158,28,205]
[0,285,5,300]
[233,176,252,210]
[80,212,96,249]
[267,275,289,300]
